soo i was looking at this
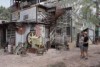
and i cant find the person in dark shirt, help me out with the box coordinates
[83,32,89,59]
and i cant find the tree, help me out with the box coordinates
[0,6,10,21]
[80,0,100,25]
[60,0,100,25]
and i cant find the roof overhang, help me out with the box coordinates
[1,21,50,26]
[36,1,56,9]
[14,0,21,1]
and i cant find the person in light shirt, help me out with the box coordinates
[79,32,84,58]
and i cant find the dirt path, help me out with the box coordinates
[0,45,100,67]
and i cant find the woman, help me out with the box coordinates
[83,32,89,59]
[79,32,84,58]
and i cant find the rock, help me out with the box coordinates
[47,62,66,67]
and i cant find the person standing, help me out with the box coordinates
[79,32,84,58]
[83,32,89,59]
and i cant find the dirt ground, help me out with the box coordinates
[0,44,100,67]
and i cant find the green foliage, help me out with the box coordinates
[0,6,10,20]
[89,15,100,25]
[0,6,6,14]
[78,0,100,25]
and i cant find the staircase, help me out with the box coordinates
[37,1,67,48]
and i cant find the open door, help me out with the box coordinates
[0,25,7,48]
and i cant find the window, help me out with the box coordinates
[23,15,28,20]
[7,25,15,44]
[66,27,70,36]
[56,28,62,35]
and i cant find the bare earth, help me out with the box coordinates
[0,45,100,67]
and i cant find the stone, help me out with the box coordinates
[47,62,66,67]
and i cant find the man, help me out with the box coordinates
[83,32,89,59]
